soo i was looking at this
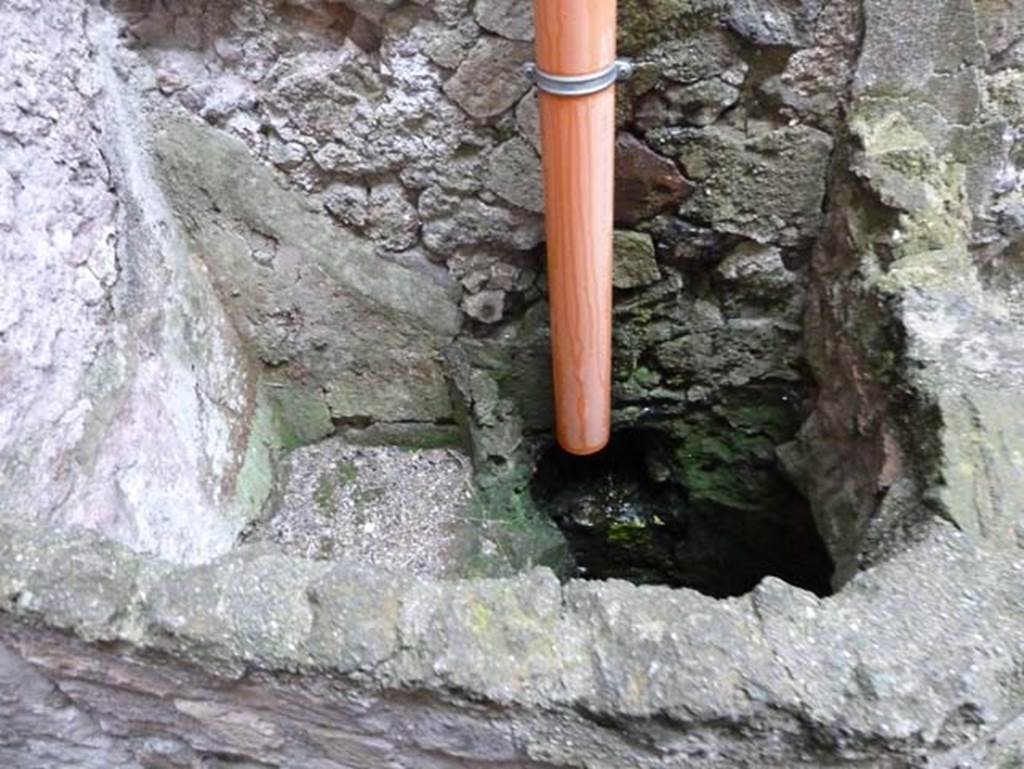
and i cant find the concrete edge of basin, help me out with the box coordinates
[0,517,1020,762]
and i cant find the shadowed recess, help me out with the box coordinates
[531,428,835,597]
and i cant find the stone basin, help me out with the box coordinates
[3,0,1024,767]
[2,517,1022,768]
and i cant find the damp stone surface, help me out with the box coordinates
[1,0,1024,766]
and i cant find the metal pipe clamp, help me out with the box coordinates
[523,59,634,97]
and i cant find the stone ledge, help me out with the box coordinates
[0,519,1021,766]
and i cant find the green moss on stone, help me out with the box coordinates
[336,422,464,450]
[354,486,385,509]
[336,461,358,487]
[266,381,334,451]
[607,519,652,546]
[462,488,573,579]
[613,230,661,289]
[313,473,335,514]
[662,391,803,513]
[233,392,281,520]
[633,366,662,388]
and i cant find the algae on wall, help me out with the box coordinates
[788,0,1024,583]
[5,2,1024,766]
[79,0,850,578]
[7,0,1024,590]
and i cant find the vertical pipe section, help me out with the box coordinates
[534,0,617,456]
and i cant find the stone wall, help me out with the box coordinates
[3,0,860,579]
[3,0,1024,765]
[0,0,262,563]
[788,0,1024,583]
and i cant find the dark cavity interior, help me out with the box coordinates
[531,428,835,598]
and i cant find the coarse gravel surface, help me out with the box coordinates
[246,438,478,578]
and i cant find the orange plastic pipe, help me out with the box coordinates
[533,0,617,456]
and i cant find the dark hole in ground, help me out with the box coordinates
[531,428,835,598]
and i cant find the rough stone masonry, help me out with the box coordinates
[2,0,1024,766]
